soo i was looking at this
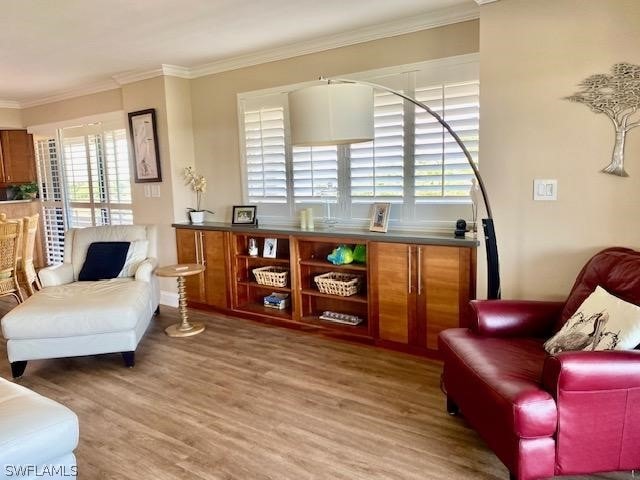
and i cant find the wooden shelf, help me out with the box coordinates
[237,280,291,293]
[235,302,292,320]
[299,259,367,271]
[236,254,290,264]
[301,288,368,304]
[301,315,369,336]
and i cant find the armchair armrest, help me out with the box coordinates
[38,263,74,287]
[543,350,640,393]
[135,258,157,282]
[469,300,565,338]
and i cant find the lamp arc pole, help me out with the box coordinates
[322,77,501,299]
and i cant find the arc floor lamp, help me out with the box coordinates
[288,78,501,300]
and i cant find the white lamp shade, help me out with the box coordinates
[289,83,374,146]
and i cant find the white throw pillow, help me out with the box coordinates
[544,286,640,354]
[118,240,149,278]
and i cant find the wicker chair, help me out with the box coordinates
[0,220,23,304]
[17,214,42,296]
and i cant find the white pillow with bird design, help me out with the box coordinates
[544,286,640,354]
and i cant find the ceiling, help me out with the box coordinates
[0,0,480,107]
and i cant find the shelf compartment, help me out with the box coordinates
[299,259,366,271]
[301,288,367,304]
[235,302,292,320]
[300,315,370,338]
[236,254,290,265]
[237,280,291,293]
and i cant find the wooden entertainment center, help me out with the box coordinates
[174,222,477,358]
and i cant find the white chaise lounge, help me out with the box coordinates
[1,225,159,377]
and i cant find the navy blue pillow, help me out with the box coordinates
[78,241,131,281]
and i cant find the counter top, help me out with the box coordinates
[173,221,479,248]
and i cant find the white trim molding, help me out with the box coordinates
[190,3,479,78]
[0,3,478,109]
[160,290,179,308]
[474,0,499,4]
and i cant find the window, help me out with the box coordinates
[238,54,479,226]
[34,116,133,264]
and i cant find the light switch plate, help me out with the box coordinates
[143,185,151,198]
[533,179,557,201]
[151,185,161,197]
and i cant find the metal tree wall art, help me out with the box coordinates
[566,63,640,177]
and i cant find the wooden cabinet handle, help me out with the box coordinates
[407,246,412,293]
[194,232,200,264]
[199,232,206,266]
[417,247,422,296]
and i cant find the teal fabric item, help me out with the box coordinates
[327,245,354,265]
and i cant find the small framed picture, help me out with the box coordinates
[232,205,257,225]
[369,203,391,233]
[263,238,278,258]
[128,109,162,183]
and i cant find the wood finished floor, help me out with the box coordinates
[0,299,628,480]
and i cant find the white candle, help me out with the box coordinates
[300,209,308,230]
[306,207,314,230]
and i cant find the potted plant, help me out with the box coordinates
[11,182,39,200]
[183,166,214,224]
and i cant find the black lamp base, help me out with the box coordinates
[482,218,501,300]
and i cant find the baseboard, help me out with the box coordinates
[160,290,179,308]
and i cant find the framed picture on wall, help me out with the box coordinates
[369,203,391,233]
[128,108,162,183]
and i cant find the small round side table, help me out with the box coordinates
[155,263,205,337]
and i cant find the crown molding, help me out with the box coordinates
[0,100,21,109]
[4,4,479,109]
[19,79,120,109]
[474,0,499,4]
[112,64,191,85]
[190,3,479,78]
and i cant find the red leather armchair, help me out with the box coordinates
[439,248,640,480]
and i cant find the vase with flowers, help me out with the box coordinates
[184,166,214,224]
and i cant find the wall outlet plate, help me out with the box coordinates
[533,179,557,201]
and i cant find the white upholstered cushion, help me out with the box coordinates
[2,279,151,340]
[118,240,149,278]
[0,378,78,470]
[67,225,153,281]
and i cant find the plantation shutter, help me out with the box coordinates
[414,80,479,200]
[292,145,338,203]
[103,128,133,224]
[244,107,287,204]
[35,137,66,264]
[350,91,405,202]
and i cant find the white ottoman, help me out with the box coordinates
[0,378,78,479]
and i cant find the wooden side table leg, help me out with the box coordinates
[165,276,205,337]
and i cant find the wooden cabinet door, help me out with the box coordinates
[0,131,37,184]
[175,229,206,303]
[416,246,473,350]
[370,242,415,344]
[203,231,229,309]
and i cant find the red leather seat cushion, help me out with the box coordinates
[440,329,557,438]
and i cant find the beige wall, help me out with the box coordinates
[479,0,640,300]
[121,77,179,293]
[22,88,122,126]
[0,108,23,128]
[190,20,479,220]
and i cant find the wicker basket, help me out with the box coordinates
[314,272,362,297]
[253,266,289,288]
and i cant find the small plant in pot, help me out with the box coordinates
[11,182,39,200]
[184,166,214,224]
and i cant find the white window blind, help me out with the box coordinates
[238,54,479,226]
[350,91,405,203]
[292,146,338,203]
[61,125,133,228]
[414,80,479,200]
[35,137,66,264]
[244,108,287,204]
